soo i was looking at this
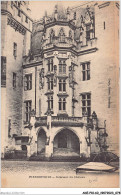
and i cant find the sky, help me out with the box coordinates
[29,1,90,20]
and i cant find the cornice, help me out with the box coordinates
[42,45,98,57]
[44,20,76,31]
[77,47,98,56]
[22,61,43,69]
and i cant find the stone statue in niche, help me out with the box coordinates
[39,68,44,90]
[69,66,73,87]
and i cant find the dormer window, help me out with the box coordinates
[59,28,65,43]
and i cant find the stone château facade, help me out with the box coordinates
[1,1,119,159]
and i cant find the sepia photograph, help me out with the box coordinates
[1,0,120,188]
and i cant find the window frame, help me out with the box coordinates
[81,93,91,116]
[47,59,53,72]
[47,77,53,91]
[24,74,32,91]
[13,42,17,59]
[13,72,16,88]
[59,28,65,43]
[47,95,53,110]
[59,79,66,92]
[24,100,32,123]
[58,97,66,111]
[81,62,90,81]
[59,60,66,74]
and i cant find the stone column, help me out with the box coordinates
[28,110,37,157]
[45,112,52,159]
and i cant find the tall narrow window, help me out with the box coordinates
[59,98,62,110]
[13,42,17,58]
[81,93,91,116]
[63,98,66,110]
[25,101,32,122]
[63,80,66,92]
[58,97,66,111]
[59,79,62,91]
[59,79,66,92]
[47,77,53,90]
[104,21,105,30]
[51,59,53,71]
[59,28,65,43]
[47,59,53,72]
[59,60,66,74]
[81,62,90,81]
[48,96,53,110]
[24,74,32,90]
[13,72,16,88]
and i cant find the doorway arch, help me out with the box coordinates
[53,128,80,157]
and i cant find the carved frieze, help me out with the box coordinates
[7,17,26,35]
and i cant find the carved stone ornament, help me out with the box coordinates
[39,68,44,89]
[7,17,26,35]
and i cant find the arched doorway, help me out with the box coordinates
[53,129,80,158]
[37,129,46,155]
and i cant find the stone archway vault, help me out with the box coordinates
[53,128,80,157]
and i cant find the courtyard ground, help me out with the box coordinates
[1,160,119,188]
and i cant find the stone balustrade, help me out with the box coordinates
[35,115,84,128]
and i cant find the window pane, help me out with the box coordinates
[87,107,91,116]
[82,64,85,70]
[82,100,86,106]
[82,94,86,100]
[59,65,62,73]
[87,70,90,80]
[63,102,66,110]
[59,102,61,110]
[87,63,90,69]
[87,100,91,106]
[59,83,62,91]
[87,94,91,99]
[63,64,66,73]
[82,72,85,81]
[82,107,86,115]
[51,99,53,109]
